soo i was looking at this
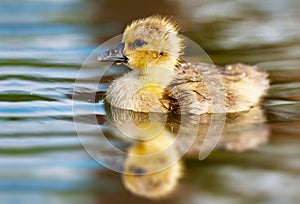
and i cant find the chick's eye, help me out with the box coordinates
[133,39,147,47]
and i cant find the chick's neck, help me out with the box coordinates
[140,66,175,88]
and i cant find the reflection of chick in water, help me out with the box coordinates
[106,108,183,199]
[176,106,269,156]
[122,130,182,199]
[105,106,269,199]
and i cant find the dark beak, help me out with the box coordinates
[97,42,128,63]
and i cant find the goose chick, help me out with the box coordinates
[98,15,269,115]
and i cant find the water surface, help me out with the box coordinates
[0,0,300,203]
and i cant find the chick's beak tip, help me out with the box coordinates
[97,56,105,61]
[97,42,127,62]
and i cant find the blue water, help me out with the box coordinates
[0,0,300,203]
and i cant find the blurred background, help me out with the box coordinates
[0,0,300,203]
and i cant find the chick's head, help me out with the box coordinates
[122,16,183,70]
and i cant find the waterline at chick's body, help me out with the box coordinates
[100,15,269,115]
[106,69,170,113]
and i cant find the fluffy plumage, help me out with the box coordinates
[102,15,269,114]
